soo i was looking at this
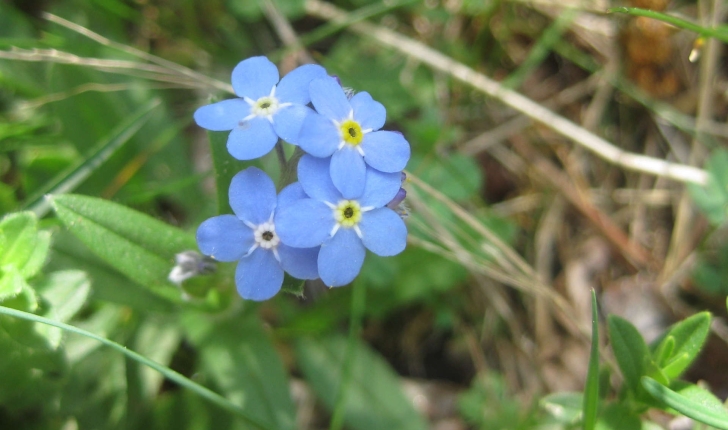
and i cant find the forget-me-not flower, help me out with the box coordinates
[274,155,407,287]
[298,76,411,198]
[194,57,327,160]
[196,167,319,301]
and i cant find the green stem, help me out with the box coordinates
[0,305,275,430]
[608,7,728,43]
[274,141,288,172]
[329,280,367,430]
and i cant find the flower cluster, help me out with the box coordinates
[194,57,410,301]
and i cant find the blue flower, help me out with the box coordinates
[194,57,327,160]
[274,155,407,287]
[298,76,411,198]
[196,167,319,301]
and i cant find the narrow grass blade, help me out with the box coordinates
[0,305,275,430]
[503,8,577,90]
[22,98,160,217]
[582,289,599,430]
[608,7,728,43]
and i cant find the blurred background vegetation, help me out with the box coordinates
[0,0,727,429]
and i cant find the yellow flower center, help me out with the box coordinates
[333,200,362,227]
[339,119,363,146]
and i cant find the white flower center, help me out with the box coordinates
[253,221,280,250]
[252,96,280,117]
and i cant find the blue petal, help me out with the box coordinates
[318,228,365,287]
[227,118,278,160]
[278,182,308,207]
[359,168,402,208]
[275,199,334,248]
[276,64,328,105]
[273,104,312,145]
[229,167,277,225]
[361,130,410,173]
[309,77,350,121]
[359,208,407,256]
[193,99,250,131]
[331,147,366,199]
[278,244,320,279]
[350,92,385,131]
[235,248,283,301]
[297,155,341,203]
[298,113,340,157]
[231,56,279,99]
[197,215,253,262]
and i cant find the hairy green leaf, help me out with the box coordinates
[0,212,50,279]
[50,194,195,302]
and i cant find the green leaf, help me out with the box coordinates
[651,312,711,380]
[583,290,600,430]
[22,99,161,217]
[642,377,728,430]
[408,153,482,201]
[0,211,50,279]
[0,265,26,302]
[0,305,272,429]
[130,316,181,399]
[208,130,251,215]
[36,270,91,323]
[296,335,428,430]
[540,392,583,425]
[185,313,296,430]
[595,403,641,430]
[608,315,650,394]
[689,150,728,225]
[50,194,195,302]
[48,231,175,312]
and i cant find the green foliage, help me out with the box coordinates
[607,315,651,396]
[594,403,641,430]
[296,335,429,430]
[540,392,583,427]
[650,312,711,380]
[689,149,728,225]
[460,373,536,429]
[642,378,728,430]
[50,194,195,303]
[603,312,726,429]
[0,211,91,415]
[183,312,296,430]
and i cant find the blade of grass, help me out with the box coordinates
[329,279,367,430]
[582,289,600,430]
[0,305,276,430]
[21,98,161,217]
[502,8,577,90]
[608,7,728,43]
